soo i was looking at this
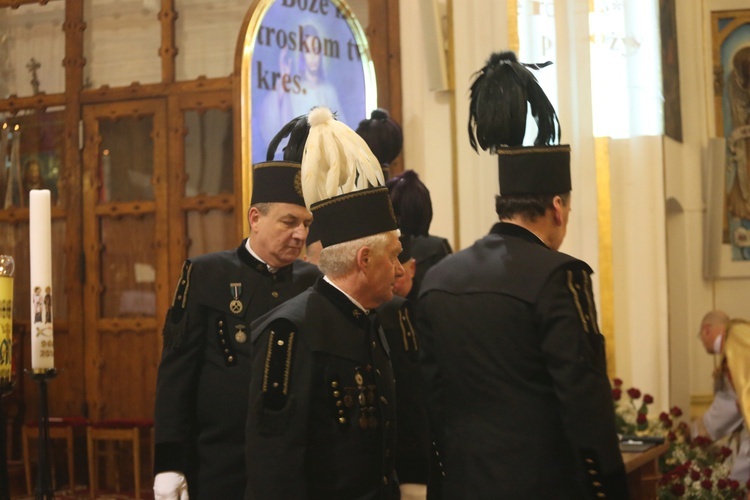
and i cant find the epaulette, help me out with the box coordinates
[162,260,192,350]
[261,318,298,411]
[565,265,600,335]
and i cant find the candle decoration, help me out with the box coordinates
[0,255,13,383]
[29,189,54,372]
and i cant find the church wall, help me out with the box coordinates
[400,0,750,414]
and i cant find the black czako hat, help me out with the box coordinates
[468,51,571,196]
[249,114,313,207]
[250,161,305,207]
[310,187,397,248]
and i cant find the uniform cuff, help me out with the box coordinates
[154,442,186,475]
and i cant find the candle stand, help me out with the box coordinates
[29,368,56,500]
[0,379,14,500]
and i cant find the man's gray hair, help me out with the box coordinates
[319,231,398,278]
[249,202,272,216]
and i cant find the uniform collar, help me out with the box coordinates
[314,277,371,330]
[237,238,292,277]
[245,239,278,273]
[491,222,550,249]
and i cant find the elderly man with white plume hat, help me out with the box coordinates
[244,106,407,499]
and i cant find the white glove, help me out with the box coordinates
[399,483,427,500]
[153,471,189,500]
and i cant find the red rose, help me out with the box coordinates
[729,479,739,490]
[702,467,712,478]
[659,411,670,422]
[636,413,647,424]
[720,446,732,458]
[695,436,711,446]
[613,378,623,387]
[667,431,676,441]
[717,478,728,490]
[643,394,654,404]
[690,470,701,481]
[612,388,622,401]
[700,479,713,490]
[670,483,685,496]
[627,388,641,399]
[670,406,683,417]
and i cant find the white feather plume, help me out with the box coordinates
[301,107,385,208]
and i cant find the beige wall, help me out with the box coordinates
[399,0,750,415]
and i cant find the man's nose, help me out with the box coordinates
[292,223,308,240]
[394,260,405,278]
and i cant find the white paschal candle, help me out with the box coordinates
[29,189,54,372]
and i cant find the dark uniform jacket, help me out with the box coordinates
[245,278,398,500]
[376,296,431,485]
[408,235,452,307]
[154,239,320,499]
[417,223,627,499]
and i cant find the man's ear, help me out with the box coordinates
[406,258,417,276]
[552,196,564,226]
[356,246,371,272]
[248,206,261,232]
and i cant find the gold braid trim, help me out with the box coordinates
[262,331,276,393]
[282,332,295,395]
[399,307,418,351]
[253,161,301,171]
[581,270,600,335]
[171,262,193,309]
[495,145,571,155]
[310,186,389,211]
[566,269,589,333]
[180,263,192,309]
[398,309,409,351]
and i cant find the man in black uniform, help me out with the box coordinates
[153,156,320,499]
[245,106,403,499]
[376,234,431,500]
[417,51,627,499]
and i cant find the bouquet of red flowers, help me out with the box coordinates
[611,378,748,499]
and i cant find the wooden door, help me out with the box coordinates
[81,100,169,421]
[166,91,239,286]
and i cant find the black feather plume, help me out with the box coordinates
[266,114,310,162]
[468,51,560,153]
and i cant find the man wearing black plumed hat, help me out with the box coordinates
[245,106,405,499]
[153,120,320,499]
[416,52,628,498]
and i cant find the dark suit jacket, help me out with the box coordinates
[154,239,319,499]
[417,223,627,499]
